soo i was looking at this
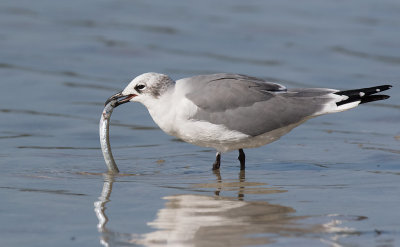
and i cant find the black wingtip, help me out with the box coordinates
[335,84,393,97]
[360,94,390,104]
[335,84,392,106]
[376,85,392,92]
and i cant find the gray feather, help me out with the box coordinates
[183,75,336,137]
[183,73,286,112]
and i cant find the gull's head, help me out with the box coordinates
[105,72,174,107]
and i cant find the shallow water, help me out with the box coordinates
[1,0,399,246]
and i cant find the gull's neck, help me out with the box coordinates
[142,85,178,136]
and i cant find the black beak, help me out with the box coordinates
[105,91,136,107]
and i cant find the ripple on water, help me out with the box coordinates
[331,46,400,65]
[92,172,373,247]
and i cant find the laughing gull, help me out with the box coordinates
[105,73,391,170]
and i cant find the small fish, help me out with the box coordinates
[99,100,119,173]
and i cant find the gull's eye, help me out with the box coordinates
[135,84,146,92]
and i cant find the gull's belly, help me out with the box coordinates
[169,119,302,152]
[173,119,249,149]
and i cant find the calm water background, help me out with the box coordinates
[1,0,399,246]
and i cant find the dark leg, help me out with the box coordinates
[238,149,245,170]
[212,152,221,170]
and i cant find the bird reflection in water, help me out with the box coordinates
[93,174,115,247]
[94,171,363,246]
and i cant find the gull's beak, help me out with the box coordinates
[105,91,136,107]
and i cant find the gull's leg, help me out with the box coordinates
[238,149,245,170]
[212,152,221,170]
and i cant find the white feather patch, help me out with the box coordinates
[312,93,360,116]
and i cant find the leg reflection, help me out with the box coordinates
[238,170,245,200]
[212,169,246,201]
[213,169,222,196]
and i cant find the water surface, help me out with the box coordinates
[0,0,399,246]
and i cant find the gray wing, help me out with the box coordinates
[182,74,334,137]
[184,73,286,112]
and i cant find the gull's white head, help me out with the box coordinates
[105,72,175,107]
